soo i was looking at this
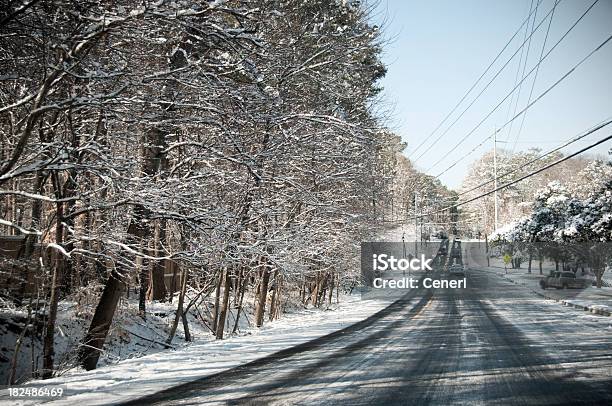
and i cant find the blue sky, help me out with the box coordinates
[370,0,612,189]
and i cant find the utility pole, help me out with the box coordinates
[402,231,407,276]
[414,191,418,257]
[492,127,509,231]
[493,128,499,231]
[419,199,424,251]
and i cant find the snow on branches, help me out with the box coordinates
[0,0,410,376]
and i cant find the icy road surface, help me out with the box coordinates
[123,269,612,405]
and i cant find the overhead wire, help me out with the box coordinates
[407,0,546,162]
[431,2,607,178]
[503,0,539,143]
[414,0,565,166]
[511,0,559,153]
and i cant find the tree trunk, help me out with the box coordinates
[78,266,125,371]
[212,271,222,333]
[181,311,191,342]
[254,265,271,328]
[328,273,334,305]
[148,220,168,301]
[300,276,307,305]
[133,124,168,315]
[310,272,320,307]
[149,262,168,301]
[595,267,603,288]
[528,251,533,273]
[317,273,329,307]
[42,257,60,379]
[42,199,65,379]
[17,172,45,305]
[232,270,249,333]
[167,268,188,344]
[215,269,231,339]
[274,274,284,320]
[268,271,278,322]
[137,256,147,318]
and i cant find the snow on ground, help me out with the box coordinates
[471,255,612,317]
[1,227,411,405]
[479,271,612,389]
[0,293,234,386]
[0,293,388,406]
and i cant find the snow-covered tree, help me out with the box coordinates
[0,0,420,379]
[557,181,612,287]
[490,178,611,285]
[460,148,591,234]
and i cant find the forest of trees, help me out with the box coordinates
[0,0,459,382]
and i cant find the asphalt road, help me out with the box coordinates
[123,269,612,405]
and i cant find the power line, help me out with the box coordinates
[407,0,546,161]
[503,0,539,144]
[413,0,558,165]
[456,117,612,199]
[510,0,559,153]
[434,30,612,178]
[412,132,612,221]
[426,0,600,175]
[432,15,609,179]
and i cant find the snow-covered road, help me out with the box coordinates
[117,269,612,405]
